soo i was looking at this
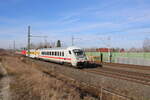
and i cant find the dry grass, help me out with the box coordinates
[1,56,98,100]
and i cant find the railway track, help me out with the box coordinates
[43,61,150,86]
[98,67,150,79]
[103,63,150,71]
[32,57,150,86]
[26,56,150,86]
[92,61,150,71]
[83,67,150,86]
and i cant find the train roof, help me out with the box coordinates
[37,46,82,51]
[38,47,66,50]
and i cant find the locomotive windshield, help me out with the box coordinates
[73,49,84,56]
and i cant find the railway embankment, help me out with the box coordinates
[102,63,150,75]
[0,58,11,100]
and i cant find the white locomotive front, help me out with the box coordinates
[66,46,88,67]
[23,46,88,68]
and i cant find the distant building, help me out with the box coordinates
[96,48,110,52]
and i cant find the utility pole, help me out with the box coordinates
[28,26,31,57]
[72,35,74,46]
[8,44,11,50]
[27,26,47,54]
[71,35,81,46]
[13,40,16,52]
[107,36,111,63]
[44,36,48,47]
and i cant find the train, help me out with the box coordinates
[21,46,88,68]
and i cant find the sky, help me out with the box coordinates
[0,0,150,49]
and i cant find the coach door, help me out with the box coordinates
[68,50,76,66]
[65,50,70,62]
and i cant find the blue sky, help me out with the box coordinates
[0,0,150,49]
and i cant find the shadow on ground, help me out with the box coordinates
[81,63,102,69]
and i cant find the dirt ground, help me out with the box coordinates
[0,54,98,100]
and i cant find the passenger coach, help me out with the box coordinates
[22,46,88,67]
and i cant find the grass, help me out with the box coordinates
[2,55,99,100]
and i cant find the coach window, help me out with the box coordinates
[50,52,51,55]
[60,52,61,56]
[41,52,43,55]
[56,52,57,56]
[62,52,64,56]
[69,50,71,54]
[57,52,59,56]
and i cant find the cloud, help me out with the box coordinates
[127,13,150,23]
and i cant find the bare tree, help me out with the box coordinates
[128,47,137,52]
[50,42,56,48]
[143,38,150,52]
